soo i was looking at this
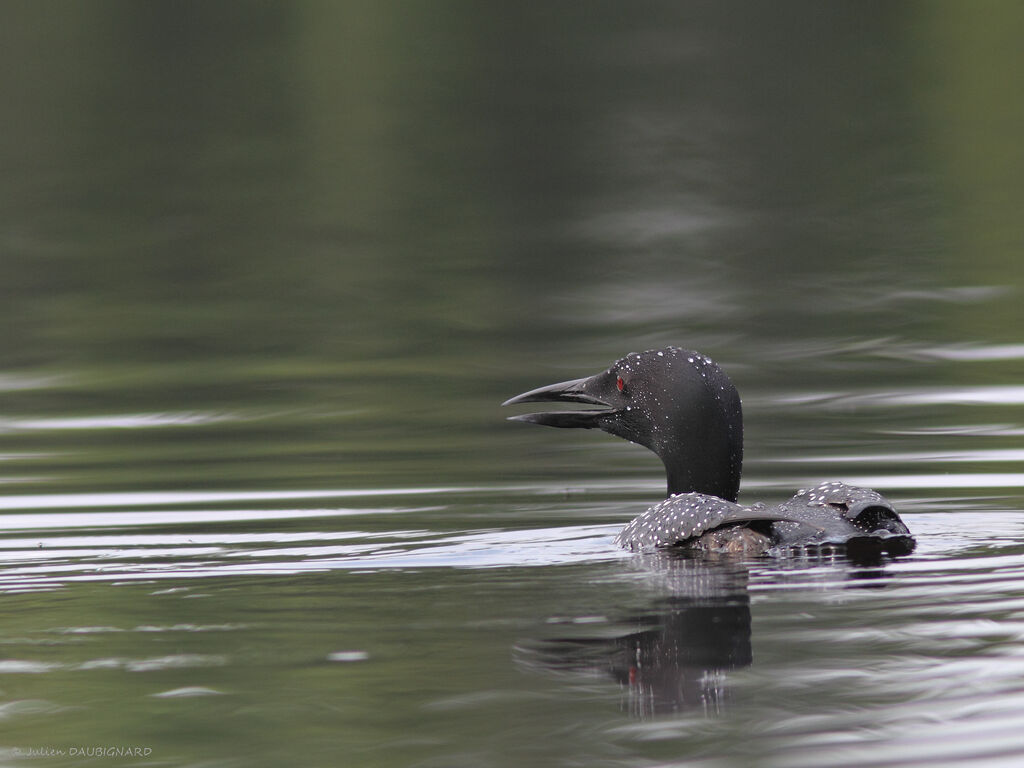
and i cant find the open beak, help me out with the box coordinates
[502,375,617,429]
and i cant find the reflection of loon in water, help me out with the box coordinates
[516,556,752,717]
[504,346,914,557]
[515,554,891,716]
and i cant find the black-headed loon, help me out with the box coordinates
[503,347,913,557]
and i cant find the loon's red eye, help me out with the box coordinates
[616,376,624,392]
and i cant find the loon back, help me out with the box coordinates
[615,481,913,556]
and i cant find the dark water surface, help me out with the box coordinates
[4,2,1024,766]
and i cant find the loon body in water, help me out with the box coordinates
[503,347,914,556]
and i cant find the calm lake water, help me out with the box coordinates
[3,2,1024,766]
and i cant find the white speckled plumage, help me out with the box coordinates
[613,480,909,553]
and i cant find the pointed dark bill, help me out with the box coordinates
[502,375,616,429]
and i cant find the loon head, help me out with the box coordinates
[503,347,743,502]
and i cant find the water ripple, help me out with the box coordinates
[0,523,626,589]
[764,385,1024,409]
[877,342,1024,362]
[0,487,468,511]
[764,448,1024,464]
[0,411,234,432]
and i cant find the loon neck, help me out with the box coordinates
[660,407,743,503]
[664,456,741,503]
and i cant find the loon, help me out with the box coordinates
[503,347,914,556]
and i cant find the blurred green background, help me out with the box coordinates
[3,1,1024,497]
